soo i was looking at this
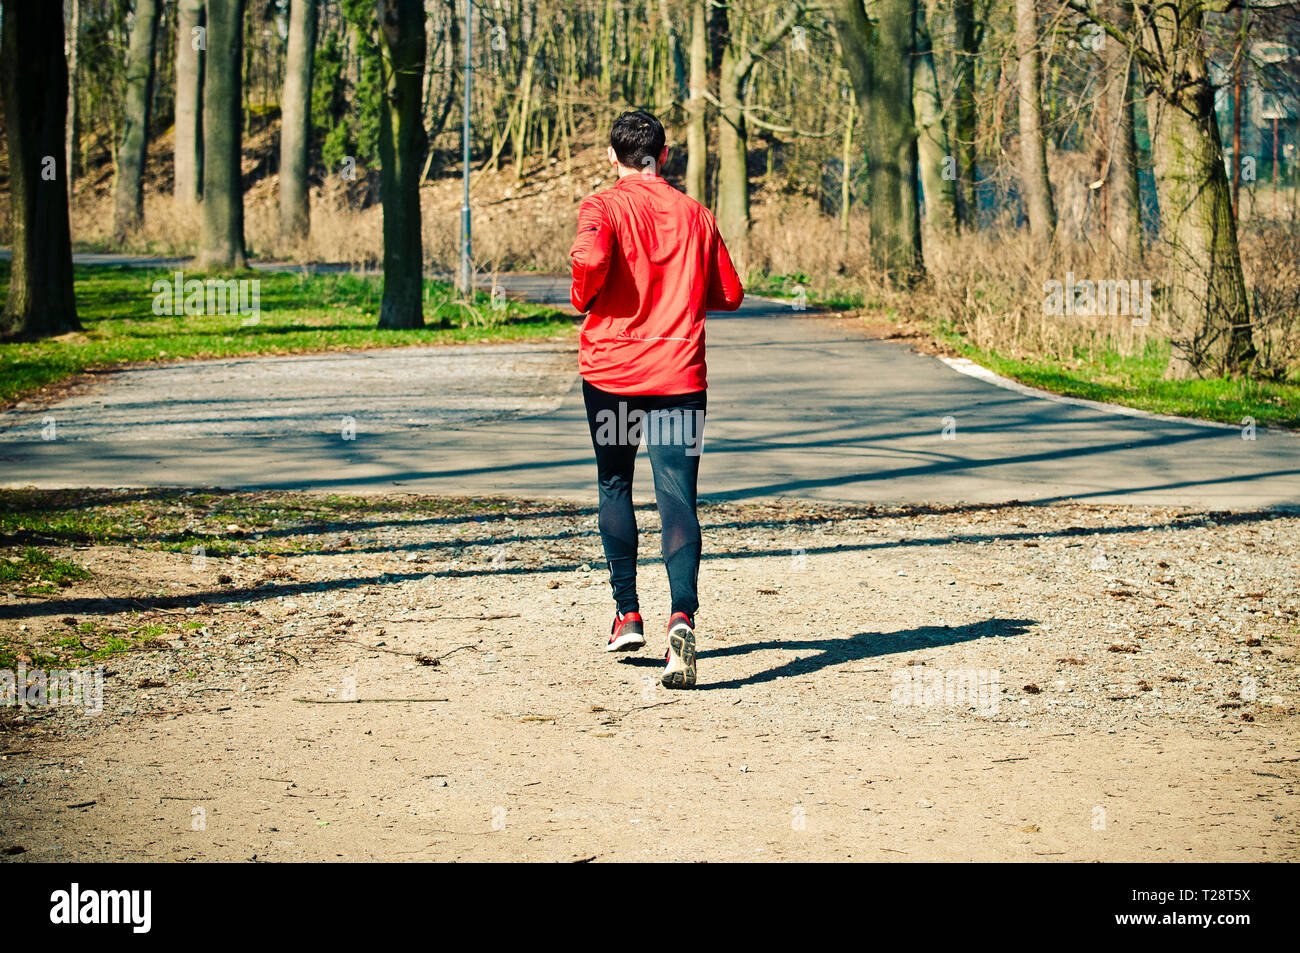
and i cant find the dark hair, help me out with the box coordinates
[610,110,666,172]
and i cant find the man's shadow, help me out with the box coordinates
[619,617,1034,690]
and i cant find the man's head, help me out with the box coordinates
[608,110,668,177]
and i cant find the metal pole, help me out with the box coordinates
[1274,116,1280,220]
[459,0,473,296]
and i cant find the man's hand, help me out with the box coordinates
[706,223,744,312]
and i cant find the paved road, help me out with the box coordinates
[1,260,1297,509]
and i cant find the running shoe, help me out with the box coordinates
[661,612,697,689]
[605,610,646,653]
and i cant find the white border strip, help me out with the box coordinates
[937,355,1253,432]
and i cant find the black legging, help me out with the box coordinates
[583,380,706,619]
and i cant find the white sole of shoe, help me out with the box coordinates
[662,624,697,689]
[605,630,646,653]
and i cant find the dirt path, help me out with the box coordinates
[2,494,1295,861]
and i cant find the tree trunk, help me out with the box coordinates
[840,91,854,260]
[199,0,246,269]
[112,0,161,243]
[65,0,79,198]
[685,0,707,203]
[659,0,687,110]
[1,0,80,339]
[1015,0,1055,238]
[1102,3,1141,267]
[376,0,426,329]
[600,0,616,100]
[951,0,979,229]
[714,3,802,274]
[833,0,924,284]
[511,26,545,184]
[279,0,316,243]
[715,45,749,270]
[174,0,204,205]
[1141,0,1252,378]
[915,5,956,235]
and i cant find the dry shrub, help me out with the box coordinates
[248,192,384,269]
[434,159,596,274]
[454,200,574,273]
[256,158,590,274]
[300,199,384,267]
[917,226,1167,366]
[749,194,872,280]
[751,194,1171,368]
[71,190,201,257]
[1240,222,1300,379]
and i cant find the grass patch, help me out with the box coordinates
[0,260,576,408]
[1,617,172,670]
[0,645,64,670]
[0,488,569,559]
[746,272,862,311]
[937,330,1300,429]
[0,547,92,595]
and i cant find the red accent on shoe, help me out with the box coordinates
[609,611,644,642]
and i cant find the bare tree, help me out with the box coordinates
[65,0,79,199]
[112,0,162,243]
[376,0,427,328]
[198,0,246,269]
[1070,0,1254,378]
[715,1,803,271]
[834,0,925,283]
[1015,0,1056,238]
[1100,0,1142,266]
[685,0,708,203]
[1,0,80,339]
[951,0,983,228]
[280,0,317,242]
[916,1,957,234]
[174,0,204,206]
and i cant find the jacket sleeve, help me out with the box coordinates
[705,219,744,312]
[569,196,615,313]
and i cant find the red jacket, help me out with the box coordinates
[570,175,743,395]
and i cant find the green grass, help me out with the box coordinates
[0,547,92,595]
[1,617,171,670]
[938,329,1300,430]
[749,270,1299,430]
[0,488,548,558]
[746,272,862,311]
[0,645,63,670]
[0,260,576,408]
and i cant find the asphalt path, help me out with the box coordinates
[1,254,1296,509]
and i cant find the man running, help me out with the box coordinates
[569,110,744,689]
